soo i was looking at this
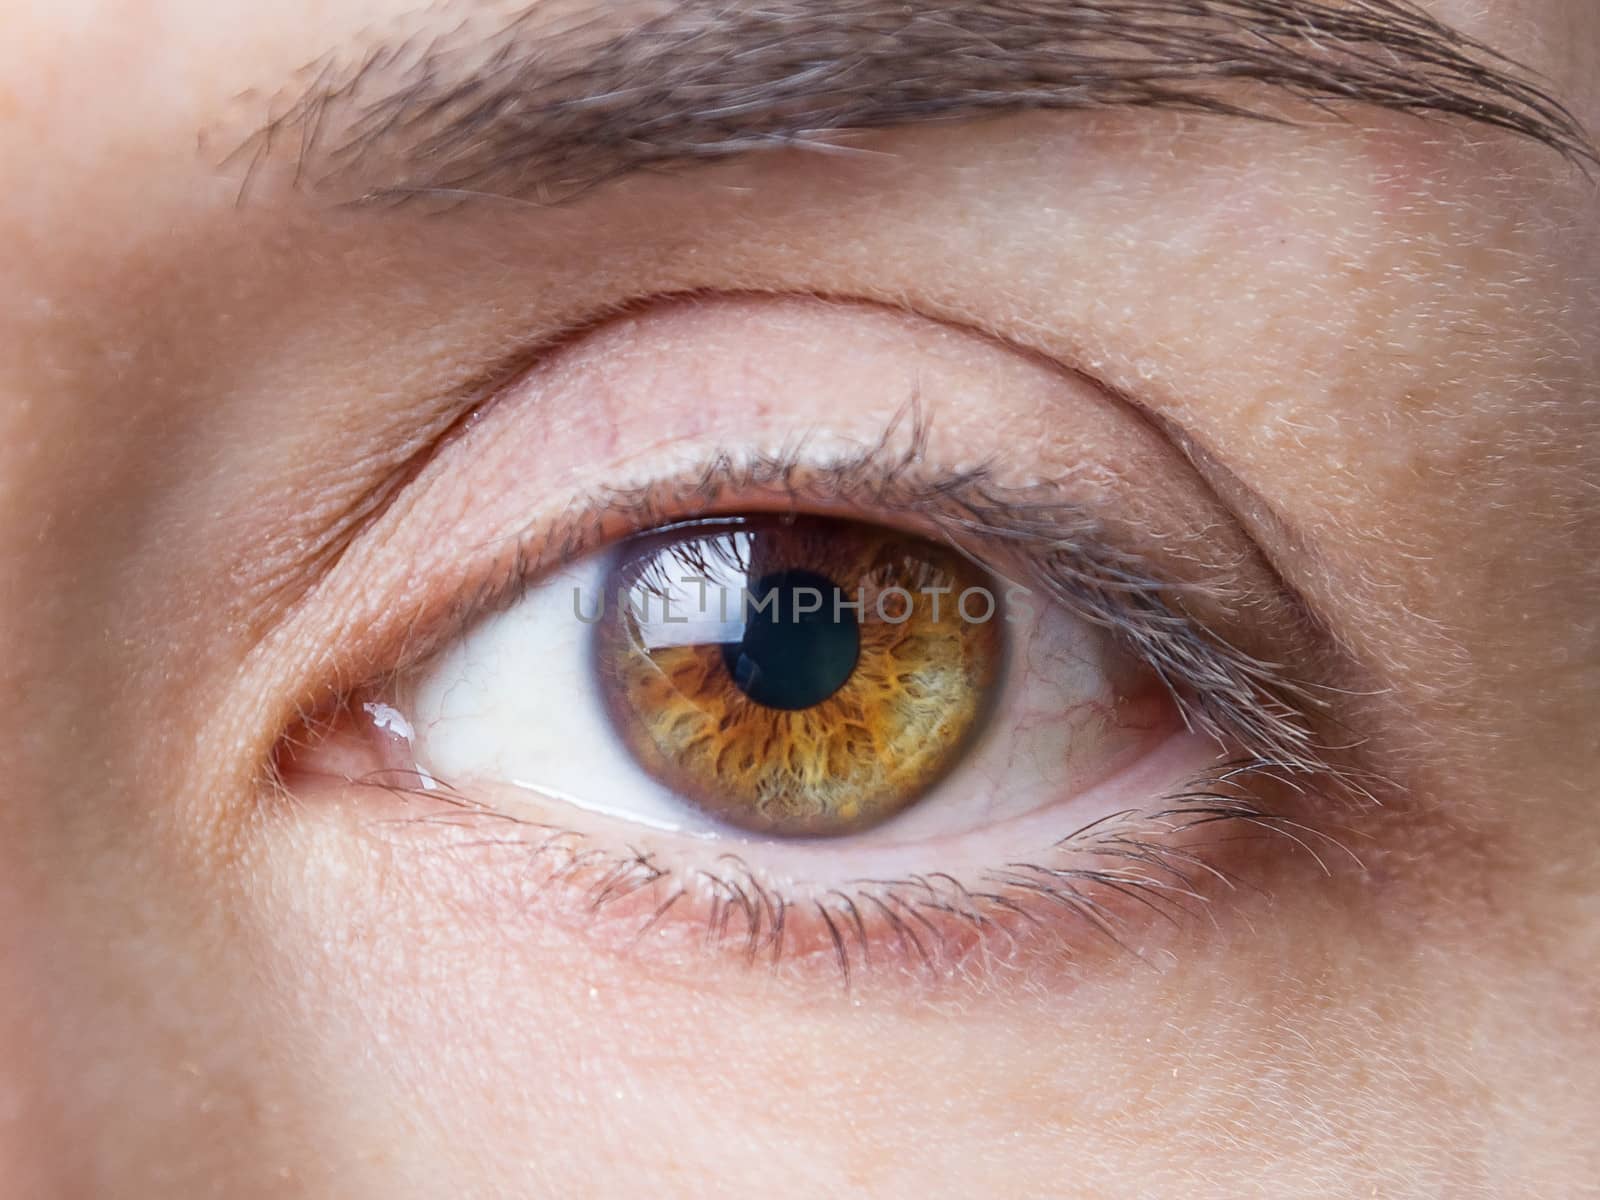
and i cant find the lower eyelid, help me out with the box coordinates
[397,721,1213,874]
[298,716,1304,992]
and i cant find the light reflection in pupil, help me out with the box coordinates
[719,569,860,711]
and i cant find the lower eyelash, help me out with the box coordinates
[346,758,1360,991]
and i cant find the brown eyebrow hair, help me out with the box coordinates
[239,0,1597,205]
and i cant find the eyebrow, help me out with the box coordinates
[240,0,1597,205]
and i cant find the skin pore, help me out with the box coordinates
[0,1,1596,1196]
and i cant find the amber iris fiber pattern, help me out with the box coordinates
[593,517,1005,836]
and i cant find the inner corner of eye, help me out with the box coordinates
[270,686,425,792]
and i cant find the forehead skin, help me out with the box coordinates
[0,1,1596,1198]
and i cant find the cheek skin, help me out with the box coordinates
[238,795,1572,1198]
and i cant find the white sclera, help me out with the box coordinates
[406,557,726,834]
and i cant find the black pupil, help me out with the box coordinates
[720,569,860,711]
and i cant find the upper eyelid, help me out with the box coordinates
[244,288,1221,639]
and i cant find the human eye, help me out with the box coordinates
[275,357,1359,992]
[394,496,1173,856]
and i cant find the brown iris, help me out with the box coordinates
[593,516,1004,836]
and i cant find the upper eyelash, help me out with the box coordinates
[435,405,1360,791]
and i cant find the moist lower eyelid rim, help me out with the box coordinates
[342,741,1349,989]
